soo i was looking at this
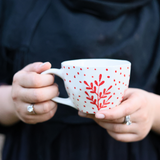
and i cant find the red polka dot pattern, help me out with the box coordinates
[61,63,130,114]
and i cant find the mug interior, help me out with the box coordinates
[62,59,130,67]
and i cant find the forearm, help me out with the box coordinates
[0,85,20,126]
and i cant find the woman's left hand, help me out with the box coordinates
[78,88,159,142]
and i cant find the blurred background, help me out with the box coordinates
[0,134,5,160]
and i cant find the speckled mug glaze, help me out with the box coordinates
[42,59,131,114]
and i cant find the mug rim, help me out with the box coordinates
[62,59,131,67]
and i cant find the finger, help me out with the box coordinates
[23,62,51,74]
[98,114,136,124]
[78,111,95,119]
[78,111,125,123]
[95,93,141,120]
[20,84,59,103]
[96,117,125,123]
[96,120,137,134]
[18,71,54,88]
[107,130,139,142]
[124,108,146,123]
[23,106,57,124]
[29,101,57,115]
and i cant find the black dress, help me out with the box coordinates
[0,0,160,160]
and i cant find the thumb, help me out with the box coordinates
[23,62,51,73]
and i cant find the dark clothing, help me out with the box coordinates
[0,0,160,160]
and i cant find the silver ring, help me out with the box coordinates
[27,104,36,114]
[123,115,132,125]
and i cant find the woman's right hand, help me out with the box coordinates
[11,62,59,124]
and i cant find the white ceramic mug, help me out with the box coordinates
[42,59,131,114]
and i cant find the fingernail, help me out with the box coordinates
[39,62,49,67]
[78,111,87,117]
[96,113,105,119]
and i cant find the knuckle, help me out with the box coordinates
[54,85,59,93]
[43,103,50,113]
[112,125,120,132]
[11,91,18,101]
[11,88,20,102]
[140,95,147,107]
[134,92,147,107]
[123,106,131,116]
[49,110,55,118]
[53,84,59,96]
[32,89,42,102]
[13,71,26,84]
[53,103,58,110]
[13,71,20,83]
[31,74,41,87]
[141,113,148,122]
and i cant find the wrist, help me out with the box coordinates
[0,85,20,126]
[150,93,160,133]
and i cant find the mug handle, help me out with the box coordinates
[41,69,76,109]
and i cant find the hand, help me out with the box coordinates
[11,62,59,124]
[78,88,158,142]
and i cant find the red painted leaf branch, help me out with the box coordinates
[84,74,112,110]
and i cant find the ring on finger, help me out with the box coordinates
[123,115,132,125]
[27,104,36,114]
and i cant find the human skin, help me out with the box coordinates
[78,88,160,142]
[0,62,58,125]
[0,62,160,142]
